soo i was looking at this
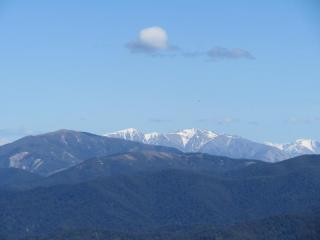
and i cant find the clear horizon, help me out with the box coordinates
[1,1,320,143]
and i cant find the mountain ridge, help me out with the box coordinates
[267,139,320,156]
[105,128,290,162]
[0,129,180,176]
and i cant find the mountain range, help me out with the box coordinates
[0,129,319,177]
[0,128,319,239]
[106,128,320,162]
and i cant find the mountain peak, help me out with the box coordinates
[267,138,320,156]
[43,129,80,136]
[293,139,319,152]
[173,128,218,147]
[175,128,218,137]
[118,128,140,133]
[107,128,140,134]
[144,132,162,141]
[106,128,144,142]
[296,138,314,144]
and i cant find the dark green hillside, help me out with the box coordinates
[36,151,263,187]
[0,155,320,239]
[0,168,42,189]
[21,211,320,240]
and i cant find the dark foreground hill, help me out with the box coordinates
[0,168,42,189]
[21,211,320,240]
[0,155,319,239]
[223,154,320,179]
[1,151,263,190]
[34,151,263,187]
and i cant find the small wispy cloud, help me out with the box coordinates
[217,117,238,125]
[285,116,320,125]
[126,27,255,61]
[248,121,260,126]
[207,47,254,60]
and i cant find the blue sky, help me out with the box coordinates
[0,0,319,142]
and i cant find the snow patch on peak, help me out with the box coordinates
[144,132,161,142]
[176,128,198,136]
[123,128,139,133]
[105,128,144,142]
[175,128,218,146]
[113,128,140,135]
[267,138,320,157]
[175,129,199,146]
[295,139,316,151]
[104,128,219,150]
[265,142,285,150]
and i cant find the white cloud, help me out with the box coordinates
[139,27,168,50]
[126,28,254,61]
[127,26,172,53]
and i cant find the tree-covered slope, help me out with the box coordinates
[0,155,319,239]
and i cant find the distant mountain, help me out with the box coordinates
[0,130,179,176]
[107,128,146,142]
[267,139,320,157]
[106,128,219,151]
[31,151,263,187]
[105,128,288,162]
[1,155,320,239]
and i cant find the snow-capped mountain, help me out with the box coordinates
[105,128,288,162]
[200,134,288,162]
[267,139,320,157]
[106,128,219,152]
[107,128,144,142]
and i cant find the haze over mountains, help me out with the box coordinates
[105,128,320,161]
